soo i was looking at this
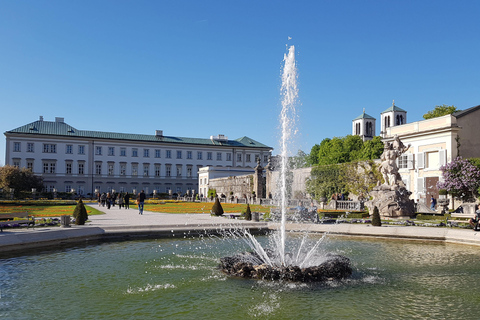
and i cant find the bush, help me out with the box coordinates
[211,197,224,216]
[244,204,252,221]
[371,206,381,226]
[73,199,88,225]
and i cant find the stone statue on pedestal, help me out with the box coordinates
[366,135,416,218]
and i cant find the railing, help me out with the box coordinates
[328,200,364,211]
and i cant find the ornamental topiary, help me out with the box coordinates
[211,197,224,216]
[244,203,252,221]
[371,206,381,226]
[73,198,88,225]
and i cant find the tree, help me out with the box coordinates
[0,165,44,197]
[340,160,383,200]
[359,136,384,160]
[423,105,459,120]
[211,197,224,216]
[244,203,252,220]
[73,199,88,225]
[289,150,308,169]
[371,206,382,226]
[437,157,480,202]
[307,144,321,166]
[305,164,345,200]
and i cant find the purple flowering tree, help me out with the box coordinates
[437,157,480,202]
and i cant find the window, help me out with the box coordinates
[187,167,192,178]
[155,165,161,177]
[255,155,260,162]
[226,153,232,161]
[177,151,182,159]
[144,149,150,157]
[120,164,126,176]
[95,163,102,175]
[207,152,212,160]
[166,165,171,177]
[108,164,114,176]
[197,151,203,160]
[13,160,20,167]
[187,151,192,159]
[13,142,21,152]
[108,147,115,156]
[43,162,56,174]
[78,145,85,155]
[27,143,34,152]
[216,153,222,161]
[43,144,56,153]
[155,149,161,158]
[237,154,242,162]
[246,154,251,162]
[132,148,138,157]
[120,148,126,156]
[143,164,149,177]
[264,155,269,163]
[176,165,182,177]
[66,145,73,154]
[132,164,138,176]
[27,161,33,170]
[66,162,72,174]
[95,146,102,155]
[398,155,408,169]
[78,163,84,175]
[166,150,171,158]
[65,185,72,193]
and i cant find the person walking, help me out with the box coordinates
[106,192,112,209]
[124,192,130,209]
[137,190,146,215]
[430,195,436,211]
[117,193,124,209]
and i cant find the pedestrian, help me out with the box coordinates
[100,192,106,207]
[430,195,436,211]
[124,192,130,209]
[106,192,111,209]
[137,190,146,215]
[111,192,116,207]
[117,193,124,209]
[469,205,480,230]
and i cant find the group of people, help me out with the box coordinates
[98,192,131,210]
[97,190,146,215]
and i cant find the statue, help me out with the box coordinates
[379,135,410,186]
[366,135,415,218]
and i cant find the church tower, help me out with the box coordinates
[380,100,407,137]
[352,109,376,141]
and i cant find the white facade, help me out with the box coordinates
[198,166,257,197]
[5,117,272,196]
[380,102,407,138]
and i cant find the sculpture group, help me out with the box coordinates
[367,135,416,218]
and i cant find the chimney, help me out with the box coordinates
[55,117,64,123]
[39,116,44,121]
[155,130,163,137]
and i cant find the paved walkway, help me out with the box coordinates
[2,203,480,254]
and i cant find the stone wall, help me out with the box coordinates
[267,167,312,199]
[208,174,253,198]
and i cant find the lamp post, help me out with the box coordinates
[32,188,36,200]
[53,188,57,200]
[153,189,157,199]
[70,188,75,200]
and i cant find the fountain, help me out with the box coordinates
[219,45,352,282]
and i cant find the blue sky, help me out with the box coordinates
[1,0,479,165]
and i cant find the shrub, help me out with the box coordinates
[244,204,252,221]
[371,206,381,226]
[211,197,224,216]
[73,199,88,225]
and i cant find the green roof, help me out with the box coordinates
[381,104,407,114]
[353,112,376,120]
[5,120,272,149]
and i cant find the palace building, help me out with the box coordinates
[4,117,273,196]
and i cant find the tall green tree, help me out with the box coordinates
[423,104,459,120]
[359,136,384,160]
[307,144,321,166]
[0,165,44,197]
[289,150,308,169]
[305,164,345,199]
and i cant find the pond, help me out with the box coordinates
[1,235,479,319]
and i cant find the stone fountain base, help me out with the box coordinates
[219,251,352,282]
[366,184,416,219]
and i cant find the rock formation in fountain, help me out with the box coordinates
[366,135,416,218]
[219,251,352,282]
